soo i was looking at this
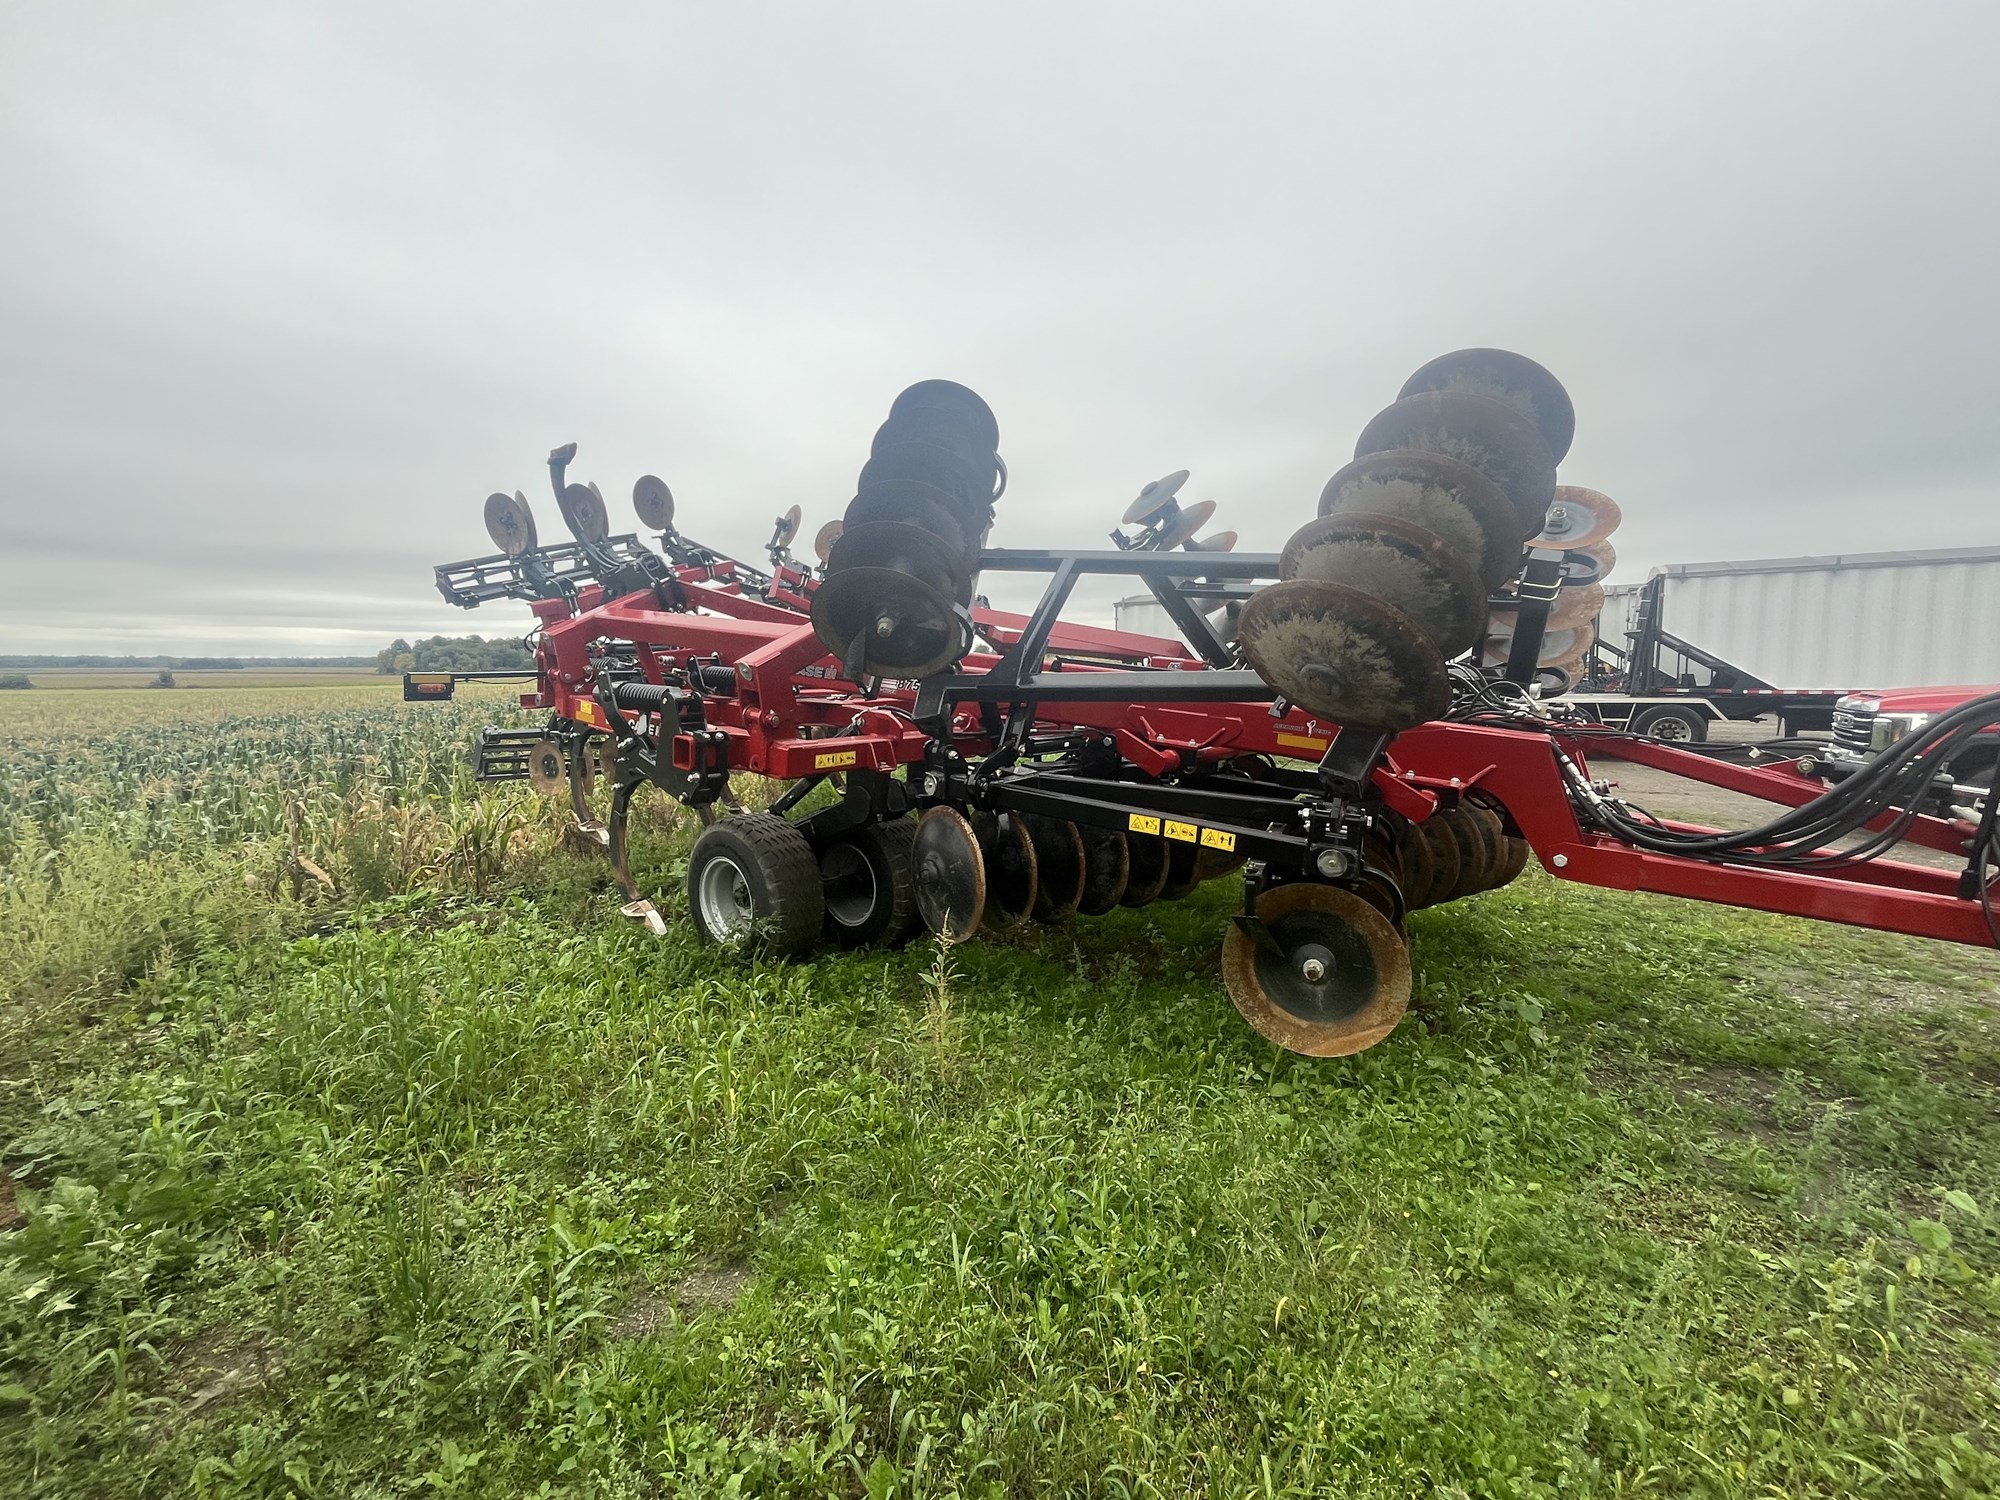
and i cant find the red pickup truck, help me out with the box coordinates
[1821,684,2000,793]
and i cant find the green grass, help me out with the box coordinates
[5,690,2000,1497]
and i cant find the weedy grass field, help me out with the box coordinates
[3,687,2000,1498]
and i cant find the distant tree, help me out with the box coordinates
[149,670,177,689]
[0,673,30,690]
[375,637,415,674]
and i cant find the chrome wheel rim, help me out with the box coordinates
[697,855,756,940]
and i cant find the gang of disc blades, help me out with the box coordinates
[1023,814,1086,921]
[1185,530,1239,553]
[1548,581,1606,631]
[1221,882,1412,1057]
[1462,804,1509,895]
[887,379,1000,453]
[1278,514,1486,658]
[1153,497,1217,551]
[1076,825,1130,915]
[842,478,978,554]
[774,503,802,547]
[813,518,843,563]
[974,811,1039,932]
[632,474,675,531]
[1530,486,1621,550]
[1397,820,1437,910]
[1239,579,1450,731]
[1440,806,1496,900]
[485,491,538,556]
[1317,448,1521,591]
[860,440,988,515]
[558,482,611,544]
[1121,831,1171,907]
[1354,390,1558,543]
[811,566,968,679]
[1413,817,1461,909]
[1398,348,1576,464]
[1123,469,1190,525]
[913,807,985,942]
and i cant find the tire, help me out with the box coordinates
[819,819,921,949]
[1631,705,1708,743]
[686,813,824,956]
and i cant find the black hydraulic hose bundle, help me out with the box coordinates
[1553,690,2000,869]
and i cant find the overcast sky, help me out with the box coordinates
[3,2,1997,654]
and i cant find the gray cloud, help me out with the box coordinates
[3,1,1996,652]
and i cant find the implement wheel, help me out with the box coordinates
[687,814,824,956]
[820,819,922,949]
[1223,883,1412,1057]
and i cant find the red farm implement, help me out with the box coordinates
[420,353,2000,1056]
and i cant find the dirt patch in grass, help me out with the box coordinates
[174,1330,278,1419]
[0,1169,22,1232]
[613,1261,754,1340]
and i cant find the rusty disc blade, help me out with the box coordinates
[775,504,802,547]
[1185,530,1238,553]
[1577,537,1616,582]
[1193,843,1248,882]
[1221,882,1412,1056]
[813,518,843,563]
[811,568,967,679]
[1398,348,1575,464]
[887,379,999,453]
[526,737,566,796]
[914,807,985,942]
[1531,486,1620,550]
[559,482,611,544]
[1279,514,1486,658]
[1121,831,1171,907]
[1023,815,1086,920]
[1124,469,1190,525]
[1462,804,1510,893]
[632,474,675,531]
[1157,840,1203,901]
[1076,825,1130,915]
[485,491,539,557]
[1396,818,1436,911]
[1549,582,1606,632]
[1238,579,1450,733]
[1317,448,1521,591]
[975,811,1038,932]
[1354,390,1557,542]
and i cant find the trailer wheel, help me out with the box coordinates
[1631,705,1707,743]
[687,813,824,956]
[819,819,921,949]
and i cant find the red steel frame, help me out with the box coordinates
[516,566,1994,950]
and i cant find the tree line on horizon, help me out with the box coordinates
[374,635,535,674]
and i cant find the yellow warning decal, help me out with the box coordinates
[813,748,860,771]
[1200,827,1237,852]
[573,700,607,729]
[1128,812,1162,835]
[1164,819,1198,843]
[1275,731,1330,753]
